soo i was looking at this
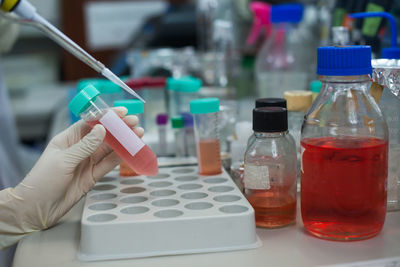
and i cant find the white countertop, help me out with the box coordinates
[12,197,400,267]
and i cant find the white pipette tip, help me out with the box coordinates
[101,68,146,103]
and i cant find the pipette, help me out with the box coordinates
[0,0,145,102]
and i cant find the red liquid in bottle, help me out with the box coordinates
[88,120,158,176]
[197,139,222,175]
[301,136,388,241]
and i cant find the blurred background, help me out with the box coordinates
[2,0,400,175]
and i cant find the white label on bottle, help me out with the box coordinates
[300,145,305,173]
[244,165,270,190]
[99,110,145,156]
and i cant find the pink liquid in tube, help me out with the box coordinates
[88,110,158,176]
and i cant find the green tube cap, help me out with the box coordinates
[78,78,122,94]
[167,76,202,92]
[190,98,220,114]
[69,84,100,116]
[171,116,184,128]
[114,99,144,115]
[310,80,322,93]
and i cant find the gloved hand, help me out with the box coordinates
[0,107,143,249]
[0,14,19,54]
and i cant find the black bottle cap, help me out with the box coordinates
[255,98,287,109]
[253,107,288,132]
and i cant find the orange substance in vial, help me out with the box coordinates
[197,139,222,175]
[120,161,138,177]
[246,190,296,228]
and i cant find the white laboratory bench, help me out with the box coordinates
[12,197,400,267]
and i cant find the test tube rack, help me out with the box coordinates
[79,166,260,261]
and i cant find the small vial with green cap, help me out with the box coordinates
[68,84,158,177]
[113,99,144,177]
[190,98,222,175]
[167,76,202,117]
[171,117,186,157]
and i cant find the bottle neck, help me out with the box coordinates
[254,131,288,138]
[319,74,371,93]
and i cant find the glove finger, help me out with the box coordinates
[92,152,122,182]
[64,124,106,166]
[122,115,139,128]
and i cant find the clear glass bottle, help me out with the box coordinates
[301,46,388,241]
[244,107,297,228]
[68,84,158,176]
[255,3,308,98]
[190,98,222,175]
[114,99,144,177]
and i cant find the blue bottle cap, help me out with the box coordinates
[317,46,372,76]
[271,3,303,24]
[382,47,400,59]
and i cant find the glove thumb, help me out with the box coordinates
[64,124,106,166]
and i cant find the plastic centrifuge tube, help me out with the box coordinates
[113,99,144,177]
[190,98,222,175]
[69,85,158,176]
[156,114,169,157]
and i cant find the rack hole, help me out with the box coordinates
[88,203,117,211]
[121,206,149,215]
[149,181,173,188]
[120,187,146,194]
[150,189,176,197]
[209,186,234,193]
[181,192,208,200]
[154,209,183,218]
[172,168,195,174]
[185,202,213,210]
[214,195,241,203]
[175,176,199,182]
[204,177,228,184]
[219,205,249,214]
[152,199,180,207]
[147,173,170,179]
[90,193,117,201]
[120,179,144,185]
[178,184,203,190]
[98,177,116,183]
[120,196,148,204]
[93,184,116,191]
[87,214,117,223]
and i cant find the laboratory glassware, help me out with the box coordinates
[171,117,186,158]
[167,76,202,118]
[156,114,169,157]
[113,99,144,177]
[190,98,222,175]
[244,107,296,228]
[79,78,124,107]
[283,90,313,179]
[182,112,196,157]
[69,85,158,176]
[301,46,388,241]
[247,98,287,147]
[255,3,308,98]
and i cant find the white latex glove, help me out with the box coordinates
[0,15,19,54]
[0,107,144,249]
